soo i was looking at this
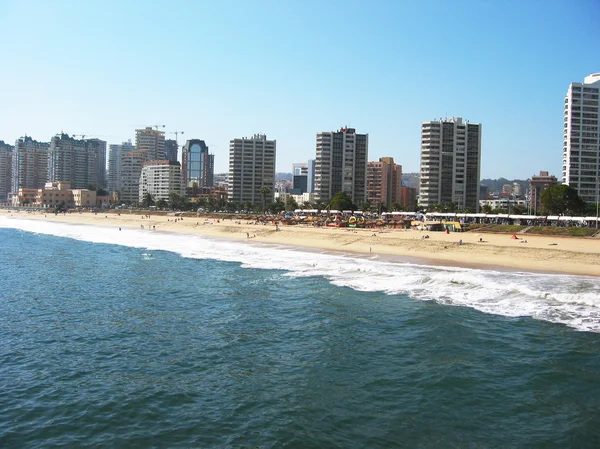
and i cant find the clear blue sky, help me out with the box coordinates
[1,0,598,179]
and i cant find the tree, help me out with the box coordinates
[482,204,493,213]
[169,192,187,210]
[328,191,355,211]
[156,199,168,210]
[541,184,585,216]
[141,192,155,208]
[260,186,271,213]
[286,196,298,211]
[96,187,108,196]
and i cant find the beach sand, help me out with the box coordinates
[3,210,600,277]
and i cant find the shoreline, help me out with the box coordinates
[2,210,600,277]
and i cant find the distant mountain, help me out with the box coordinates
[402,172,420,190]
[276,172,292,181]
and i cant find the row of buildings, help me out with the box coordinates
[1,71,598,211]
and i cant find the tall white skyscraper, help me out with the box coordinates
[314,127,368,205]
[419,117,481,211]
[563,73,600,203]
[228,134,276,205]
[108,140,135,194]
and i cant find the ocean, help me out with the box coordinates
[1,217,600,448]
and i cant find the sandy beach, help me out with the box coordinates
[3,210,600,277]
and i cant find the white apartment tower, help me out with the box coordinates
[139,160,183,202]
[228,134,276,205]
[563,73,600,203]
[314,127,368,205]
[419,117,482,211]
[107,140,135,194]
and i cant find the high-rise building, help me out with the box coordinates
[87,138,107,188]
[562,73,600,203]
[366,157,402,207]
[165,139,178,163]
[401,186,417,210]
[419,117,482,211]
[135,127,166,161]
[292,162,308,193]
[139,160,183,203]
[228,134,276,205]
[307,159,315,194]
[0,141,14,202]
[314,127,368,205]
[182,139,214,189]
[120,150,146,204]
[11,136,49,194]
[48,134,106,189]
[107,140,135,194]
[529,171,558,215]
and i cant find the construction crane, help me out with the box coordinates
[72,134,86,139]
[169,130,185,143]
[152,124,166,131]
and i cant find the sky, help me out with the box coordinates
[0,0,598,179]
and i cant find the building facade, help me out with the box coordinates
[314,127,368,205]
[562,73,600,203]
[48,134,106,189]
[12,181,97,208]
[419,117,482,211]
[119,150,147,204]
[292,162,308,193]
[165,139,178,163]
[135,127,166,161]
[107,140,135,194]
[0,141,14,202]
[228,134,276,205]
[182,139,214,189]
[139,160,183,202]
[529,171,558,215]
[366,157,402,207]
[11,136,49,194]
[401,186,417,210]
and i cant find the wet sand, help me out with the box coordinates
[3,210,600,277]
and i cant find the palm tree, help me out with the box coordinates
[260,186,271,213]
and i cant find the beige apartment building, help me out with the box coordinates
[228,134,276,205]
[366,157,402,208]
[12,181,97,208]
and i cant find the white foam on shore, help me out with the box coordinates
[3,217,600,333]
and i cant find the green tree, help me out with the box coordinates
[481,204,493,214]
[141,192,155,208]
[286,196,298,211]
[391,202,403,212]
[541,184,585,215]
[328,191,355,211]
[156,199,168,209]
[96,187,108,196]
[169,192,188,210]
[260,186,271,213]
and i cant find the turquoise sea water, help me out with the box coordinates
[1,218,600,448]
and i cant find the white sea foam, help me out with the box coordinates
[2,216,600,332]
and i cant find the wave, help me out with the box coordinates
[2,216,600,333]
